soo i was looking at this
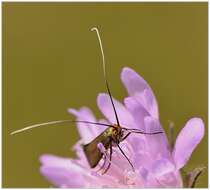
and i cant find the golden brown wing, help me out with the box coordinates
[83,129,111,168]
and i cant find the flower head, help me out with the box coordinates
[40,67,204,188]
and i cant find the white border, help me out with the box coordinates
[1,0,208,189]
[208,1,210,189]
[1,0,209,2]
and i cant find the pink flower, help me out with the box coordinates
[40,67,204,188]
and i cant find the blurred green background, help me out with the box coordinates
[3,2,208,188]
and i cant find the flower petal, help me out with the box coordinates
[173,118,205,169]
[121,67,159,118]
[40,154,86,188]
[124,96,149,131]
[72,141,89,166]
[97,93,134,127]
[144,116,170,158]
[152,158,175,177]
[41,167,85,188]
[68,107,106,144]
[157,171,183,188]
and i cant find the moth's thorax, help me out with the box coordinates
[104,124,123,142]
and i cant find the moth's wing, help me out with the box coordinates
[83,130,111,168]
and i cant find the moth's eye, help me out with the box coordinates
[120,131,124,137]
[113,129,119,136]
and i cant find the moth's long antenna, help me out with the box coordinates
[121,127,163,135]
[129,131,163,135]
[10,120,112,135]
[91,27,120,126]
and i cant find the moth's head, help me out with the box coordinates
[110,124,124,141]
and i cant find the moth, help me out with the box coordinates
[11,27,163,174]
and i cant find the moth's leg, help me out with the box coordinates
[96,142,109,172]
[96,152,107,172]
[101,140,113,175]
[121,132,131,141]
[115,141,135,172]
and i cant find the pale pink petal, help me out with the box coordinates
[97,93,134,127]
[40,167,85,188]
[123,170,144,187]
[156,171,183,188]
[40,154,86,187]
[121,67,159,118]
[143,173,161,188]
[124,96,149,131]
[173,118,205,169]
[68,107,106,144]
[152,158,175,177]
[139,167,149,182]
[72,141,89,167]
[144,116,170,158]
[135,89,159,119]
[40,154,89,174]
[40,154,70,166]
[133,152,153,171]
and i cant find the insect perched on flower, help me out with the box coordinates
[11,27,163,174]
[11,27,205,188]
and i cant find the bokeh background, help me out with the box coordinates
[3,2,208,188]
